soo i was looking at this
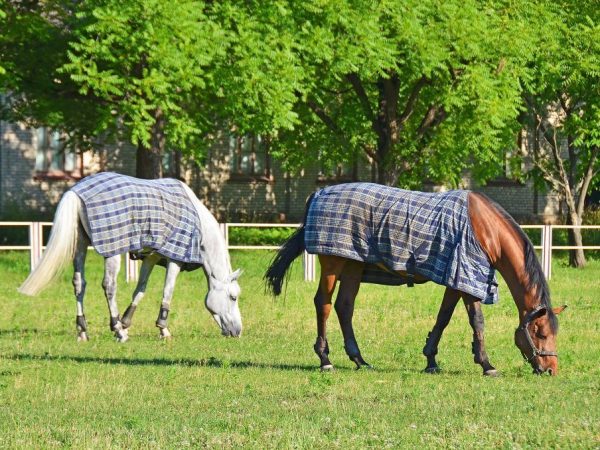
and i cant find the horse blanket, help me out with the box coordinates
[71,172,203,270]
[305,183,498,304]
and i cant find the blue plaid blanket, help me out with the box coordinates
[71,172,203,268]
[305,183,498,304]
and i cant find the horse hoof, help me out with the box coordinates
[424,366,441,374]
[159,328,172,340]
[115,331,129,343]
[484,369,499,377]
[77,332,89,342]
[320,364,334,371]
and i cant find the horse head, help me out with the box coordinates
[205,269,243,337]
[514,305,566,375]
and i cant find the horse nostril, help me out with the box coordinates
[547,368,554,376]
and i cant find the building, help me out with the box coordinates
[0,120,560,223]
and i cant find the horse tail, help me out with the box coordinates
[18,191,80,296]
[265,192,316,296]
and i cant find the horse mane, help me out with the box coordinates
[474,192,558,332]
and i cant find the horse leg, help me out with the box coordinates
[334,260,371,369]
[73,228,90,342]
[102,255,128,342]
[314,255,345,371]
[155,260,182,339]
[423,287,461,373]
[121,255,159,330]
[463,294,498,376]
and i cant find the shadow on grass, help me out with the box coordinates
[3,352,325,372]
[2,352,408,374]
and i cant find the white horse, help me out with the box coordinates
[18,172,242,342]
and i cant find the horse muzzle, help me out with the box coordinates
[213,314,242,338]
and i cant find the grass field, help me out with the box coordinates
[0,250,599,448]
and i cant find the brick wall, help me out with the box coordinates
[0,121,137,219]
[1,120,561,223]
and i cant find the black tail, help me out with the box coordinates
[264,192,316,296]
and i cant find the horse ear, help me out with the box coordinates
[553,305,567,315]
[230,269,243,281]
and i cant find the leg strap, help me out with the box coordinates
[423,329,441,357]
[76,315,88,332]
[121,304,137,329]
[110,316,121,332]
[313,336,329,357]
[156,306,169,329]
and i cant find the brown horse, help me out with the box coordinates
[265,183,566,376]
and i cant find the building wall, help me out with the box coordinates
[1,120,561,223]
[0,121,137,219]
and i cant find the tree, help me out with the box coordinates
[221,0,537,187]
[522,0,600,267]
[61,0,226,178]
[0,1,111,151]
[0,6,5,75]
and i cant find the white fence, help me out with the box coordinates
[1,222,599,283]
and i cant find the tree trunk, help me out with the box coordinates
[375,76,400,185]
[135,108,165,179]
[565,134,586,268]
[566,211,586,268]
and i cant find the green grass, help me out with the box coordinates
[0,250,599,448]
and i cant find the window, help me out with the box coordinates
[228,134,271,181]
[34,128,82,179]
[484,130,526,187]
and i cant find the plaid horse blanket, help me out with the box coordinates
[305,183,498,304]
[71,172,203,269]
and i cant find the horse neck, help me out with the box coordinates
[469,193,542,322]
[495,248,541,323]
[180,183,232,284]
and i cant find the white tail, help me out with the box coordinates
[18,191,81,296]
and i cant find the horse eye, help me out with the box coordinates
[231,295,238,302]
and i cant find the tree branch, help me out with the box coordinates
[417,105,446,138]
[398,75,430,127]
[529,108,565,191]
[576,145,599,217]
[546,126,577,213]
[305,97,355,153]
[346,72,376,124]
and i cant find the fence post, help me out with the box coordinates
[220,223,228,246]
[303,251,316,282]
[29,222,43,271]
[125,253,139,283]
[542,225,552,280]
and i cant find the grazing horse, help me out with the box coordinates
[266,183,565,375]
[19,172,242,341]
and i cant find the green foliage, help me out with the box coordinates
[228,227,296,246]
[0,1,111,147]
[2,0,598,193]
[0,6,5,75]
[256,0,536,186]
[61,0,225,151]
[521,0,600,197]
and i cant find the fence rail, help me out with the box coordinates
[1,221,599,283]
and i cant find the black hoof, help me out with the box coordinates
[350,355,372,370]
[424,366,441,374]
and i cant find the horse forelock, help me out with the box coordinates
[472,192,558,333]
